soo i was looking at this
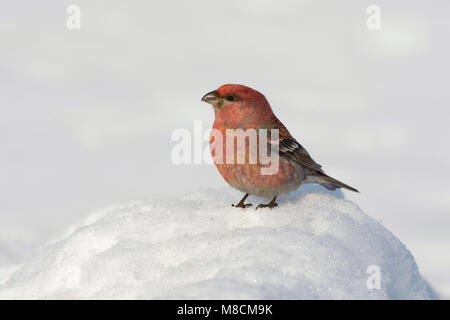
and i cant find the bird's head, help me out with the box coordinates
[201,84,267,109]
[201,84,274,126]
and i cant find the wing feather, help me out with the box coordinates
[269,118,323,173]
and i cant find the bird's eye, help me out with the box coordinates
[226,95,234,101]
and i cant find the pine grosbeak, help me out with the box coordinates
[202,84,358,209]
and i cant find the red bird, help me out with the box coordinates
[202,84,358,209]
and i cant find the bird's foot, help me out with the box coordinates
[232,203,253,209]
[256,202,278,210]
[256,196,278,210]
[231,193,252,209]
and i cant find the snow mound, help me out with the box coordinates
[0,188,434,299]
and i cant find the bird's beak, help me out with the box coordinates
[201,90,219,106]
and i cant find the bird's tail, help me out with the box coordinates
[316,173,359,193]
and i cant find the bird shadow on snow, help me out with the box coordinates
[285,184,344,200]
[247,184,344,205]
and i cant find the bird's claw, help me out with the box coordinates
[232,203,253,209]
[256,202,278,210]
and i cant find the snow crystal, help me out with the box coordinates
[0,187,435,299]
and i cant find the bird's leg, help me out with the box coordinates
[232,193,253,208]
[256,196,278,210]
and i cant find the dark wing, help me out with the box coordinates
[279,137,323,172]
[269,118,324,173]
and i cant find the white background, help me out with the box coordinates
[1,0,449,297]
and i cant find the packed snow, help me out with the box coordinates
[0,187,435,299]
